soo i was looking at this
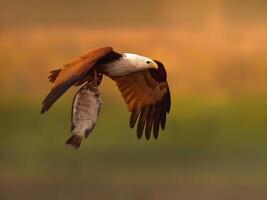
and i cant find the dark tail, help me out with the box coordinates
[65,135,82,150]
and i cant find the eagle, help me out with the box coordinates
[41,47,171,148]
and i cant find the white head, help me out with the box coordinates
[123,53,158,70]
[100,53,158,76]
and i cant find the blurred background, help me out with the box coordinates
[1,0,267,199]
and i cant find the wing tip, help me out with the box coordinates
[145,132,151,140]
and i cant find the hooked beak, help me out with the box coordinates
[151,61,158,69]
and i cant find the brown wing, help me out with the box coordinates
[110,64,171,139]
[111,71,167,112]
[41,47,121,113]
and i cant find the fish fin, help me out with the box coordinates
[65,135,82,150]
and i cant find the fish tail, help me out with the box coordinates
[65,135,82,150]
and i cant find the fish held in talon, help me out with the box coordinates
[65,82,102,149]
[41,47,171,149]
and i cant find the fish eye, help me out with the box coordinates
[146,61,151,64]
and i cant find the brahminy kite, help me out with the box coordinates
[41,47,171,149]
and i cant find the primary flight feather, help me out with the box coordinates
[41,47,171,148]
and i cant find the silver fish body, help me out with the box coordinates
[65,84,102,149]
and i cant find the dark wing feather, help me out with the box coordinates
[41,47,121,113]
[145,106,156,140]
[137,107,149,139]
[130,108,141,128]
[41,76,79,113]
[153,103,162,139]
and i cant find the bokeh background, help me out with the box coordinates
[1,0,267,199]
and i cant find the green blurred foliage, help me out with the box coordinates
[0,97,267,199]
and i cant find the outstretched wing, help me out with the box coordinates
[109,61,171,139]
[41,47,121,113]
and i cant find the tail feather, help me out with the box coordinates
[65,135,82,150]
[48,69,61,83]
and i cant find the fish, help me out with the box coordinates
[65,83,102,149]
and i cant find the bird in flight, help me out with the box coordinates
[41,47,171,149]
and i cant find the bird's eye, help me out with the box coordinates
[146,61,151,64]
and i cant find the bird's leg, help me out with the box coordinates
[93,70,98,85]
[87,71,97,86]
[85,70,101,92]
[96,72,103,86]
